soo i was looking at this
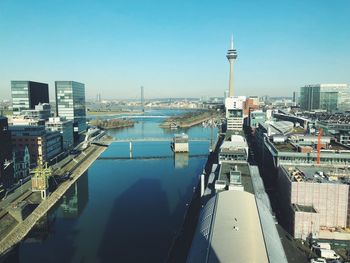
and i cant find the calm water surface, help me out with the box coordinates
[4,110,217,263]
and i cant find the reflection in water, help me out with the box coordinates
[1,110,216,262]
[174,153,189,169]
[60,172,89,218]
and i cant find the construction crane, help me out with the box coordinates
[31,161,52,199]
[316,128,323,165]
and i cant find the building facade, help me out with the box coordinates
[278,165,350,239]
[10,125,62,165]
[13,146,30,181]
[55,81,86,134]
[0,117,13,188]
[225,96,245,131]
[46,117,73,150]
[11,81,49,116]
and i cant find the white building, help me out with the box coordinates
[46,117,74,151]
[225,96,245,131]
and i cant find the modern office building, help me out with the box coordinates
[11,81,49,116]
[10,125,62,165]
[55,81,86,134]
[46,117,73,150]
[0,117,13,187]
[300,84,350,112]
[293,91,299,106]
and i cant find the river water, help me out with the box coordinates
[3,110,217,263]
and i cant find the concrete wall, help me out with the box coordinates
[291,182,349,227]
[293,210,320,239]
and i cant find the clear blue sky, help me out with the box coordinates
[0,0,349,100]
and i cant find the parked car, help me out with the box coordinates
[310,258,326,263]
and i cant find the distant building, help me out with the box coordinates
[300,84,350,112]
[21,103,52,121]
[10,103,52,126]
[10,125,62,165]
[11,81,49,116]
[46,117,73,150]
[249,110,266,129]
[316,113,350,147]
[55,81,86,135]
[243,97,258,116]
[292,91,299,105]
[0,117,13,187]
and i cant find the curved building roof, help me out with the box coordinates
[187,190,269,263]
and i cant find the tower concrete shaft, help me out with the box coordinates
[226,35,237,97]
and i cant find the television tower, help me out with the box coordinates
[226,34,237,97]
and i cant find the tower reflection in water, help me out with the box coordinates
[60,171,89,218]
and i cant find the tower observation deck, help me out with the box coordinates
[226,35,237,97]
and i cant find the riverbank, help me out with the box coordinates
[160,110,218,129]
[86,110,143,116]
[0,142,110,255]
[89,118,135,129]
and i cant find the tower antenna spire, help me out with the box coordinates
[231,34,234,49]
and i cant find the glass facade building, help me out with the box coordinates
[300,84,350,112]
[55,81,86,134]
[11,81,49,116]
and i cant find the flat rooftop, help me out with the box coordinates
[282,165,350,184]
[224,130,244,141]
[218,162,254,194]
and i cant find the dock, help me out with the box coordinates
[0,143,109,255]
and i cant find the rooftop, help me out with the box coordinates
[218,162,254,194]
[272,140,350,153]
[282,165,350,184]
[187,191,269,263]
[293,204,317,213]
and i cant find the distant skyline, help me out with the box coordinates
[0,0,349,100]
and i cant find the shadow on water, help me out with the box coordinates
[97,178,172,263]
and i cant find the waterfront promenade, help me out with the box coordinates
[0,143,109,255]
